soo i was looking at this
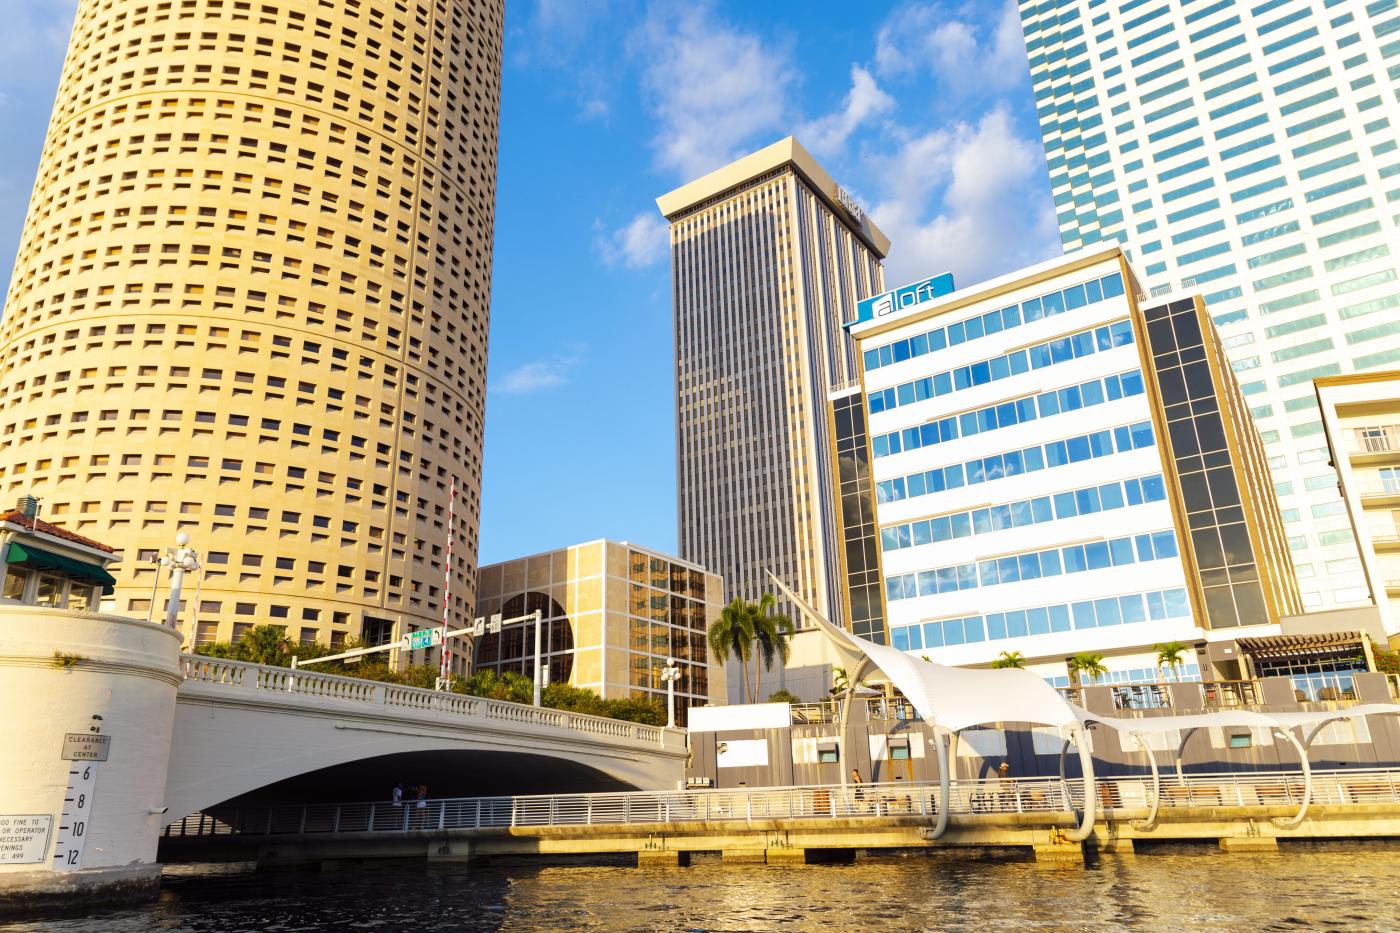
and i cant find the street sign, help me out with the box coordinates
[61,734,110,762]
[0,815,51,864]
[488,613,502,634]
[471,617,485,636]
[402,629,441,651]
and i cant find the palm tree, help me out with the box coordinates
[708,598,756,703]
[831,666,851,696]
[1154,641,1188,682]
[992,650,1026,669]
[751,592,795,701]
[1066,651,1108,687]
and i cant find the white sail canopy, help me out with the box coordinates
[767,572,1400,737]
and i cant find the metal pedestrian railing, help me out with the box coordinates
[162,767,1400,840]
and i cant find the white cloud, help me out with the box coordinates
[875,0,1027,97]
[493,350,584,395]
[598,211,669,269]
[634,4,793,180]
[868,107,1059,288]
[798,65,894,157]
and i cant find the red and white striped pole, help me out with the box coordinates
[438,480,456,684]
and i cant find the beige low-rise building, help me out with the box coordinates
[1316,372,1400,647]
[472,541,725,723]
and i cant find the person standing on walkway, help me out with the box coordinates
[392,783,404,807]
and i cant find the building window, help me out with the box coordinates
[2,569,31,601]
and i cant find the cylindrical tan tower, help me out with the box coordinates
[0,0,502,653]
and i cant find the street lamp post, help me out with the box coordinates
[532,608,544,707]
[146,532,201,632]
[661,659,681,729]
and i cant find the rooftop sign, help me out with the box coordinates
[851,271,956,326]
[833,184,864,224]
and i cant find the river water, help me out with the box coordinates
[5,845,1399,931]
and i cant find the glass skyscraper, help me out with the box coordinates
[1019,0,1400,612]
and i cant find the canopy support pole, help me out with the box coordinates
[838,657,874,788]
[1174,726,1199,782]
[1058,727,1098,841]
[1274,725,1318,828]
[929,728,956,840]
[1068,726,1098,842]
[1129,731,1161,830]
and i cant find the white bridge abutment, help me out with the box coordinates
[0,606,182,912]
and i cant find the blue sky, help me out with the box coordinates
[0,0,1060,566]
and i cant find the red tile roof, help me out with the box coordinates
[0,511,117,553]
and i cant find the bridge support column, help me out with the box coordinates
[1032,829,1085,864]
[721,849,767,865]
[427,837,479,864]
[637,850,690,868]
[1219,836,1278,853]
[0,606,182,915]
[765,848,855,865]
[1089,837,1135,856]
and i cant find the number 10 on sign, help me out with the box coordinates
[52,763,98,871]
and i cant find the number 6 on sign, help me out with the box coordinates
[52,762,98,872]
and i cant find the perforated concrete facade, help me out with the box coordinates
[0,0,502,655]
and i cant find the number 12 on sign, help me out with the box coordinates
[52,763,98,871]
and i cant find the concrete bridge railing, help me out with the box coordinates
[179,654,668,746]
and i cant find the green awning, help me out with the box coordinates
[6,543,116,593]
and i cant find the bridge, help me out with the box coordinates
[161,766,1400,865]
[166,655,688,823]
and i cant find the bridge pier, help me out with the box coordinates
[765,847,856,865]
[637,850,690,868]
[0,606,183,915]
[1032,829,1086,864]
[427,837,479,864]
[1088,835,1135,856]
[1218,836,1278,853]
[721,849,768,864]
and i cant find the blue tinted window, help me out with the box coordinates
[1095,598,1122,626]
[923,622,943,649]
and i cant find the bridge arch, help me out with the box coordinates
[163,657,684,824]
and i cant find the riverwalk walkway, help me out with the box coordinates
[161,767,1400,864]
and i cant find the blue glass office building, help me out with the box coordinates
[1019,0,1400,612]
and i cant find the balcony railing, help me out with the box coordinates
[788,698,922,725]
[1057,680,1261,710]
[1356,429,1400,455]
[1358,483,1400,499]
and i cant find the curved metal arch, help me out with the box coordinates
[1173,725,1200,781]
[928,728,959,840]
[1272,726,1313,828]
[1057,726,1098,841]
[1128,731,1161,831]
[1267,718,1356,830]
[838,657,875,788]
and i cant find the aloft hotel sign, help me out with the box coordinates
[851,271,956,326]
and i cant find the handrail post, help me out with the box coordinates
[333,806,341,833]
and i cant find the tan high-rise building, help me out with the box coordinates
[656,138,889,700]
[0,0,503,656]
